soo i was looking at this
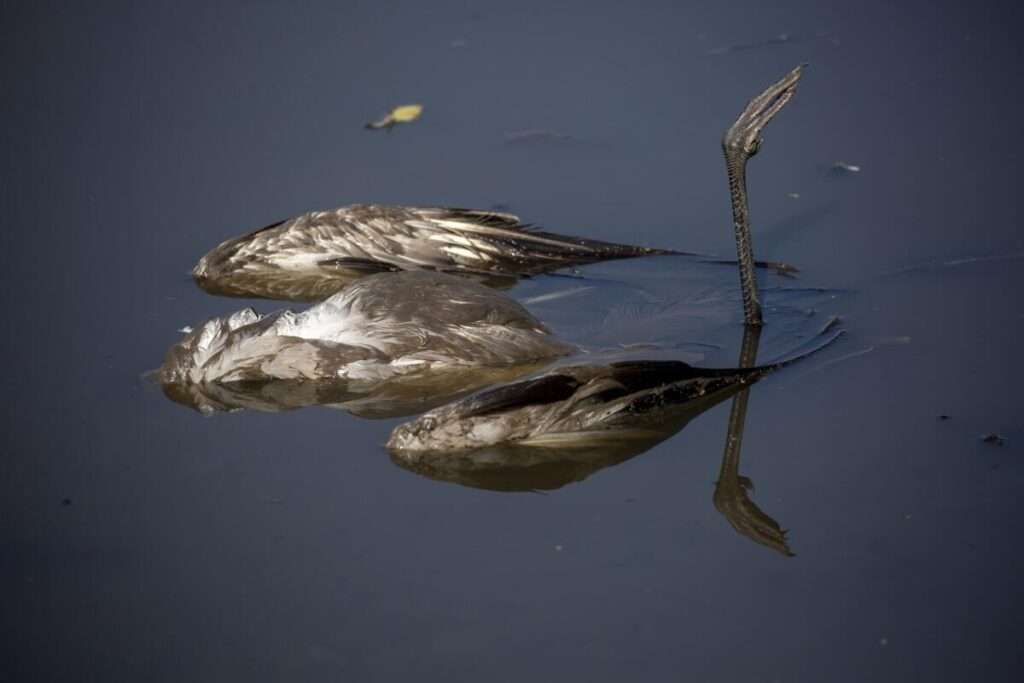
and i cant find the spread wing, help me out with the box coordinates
[193,204,676,300]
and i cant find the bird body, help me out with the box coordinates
[192,204,674,301]
[161,270,573,388]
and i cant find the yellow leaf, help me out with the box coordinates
[390,104,423,123]
[366,104,424,130]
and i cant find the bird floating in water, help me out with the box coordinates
[164,66,814,418]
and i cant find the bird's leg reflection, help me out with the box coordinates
[712,325,795,556]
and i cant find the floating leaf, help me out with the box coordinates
[366,104,424,130]
[391,104,423,122]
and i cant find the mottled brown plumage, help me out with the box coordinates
[161,271,574,399]
[193,205,676,301]
[387,360,770,455]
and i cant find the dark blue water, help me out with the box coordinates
[3,1,1023,681]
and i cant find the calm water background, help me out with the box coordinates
[3,1,1023,680]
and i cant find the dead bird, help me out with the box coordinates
[164,66,808,406]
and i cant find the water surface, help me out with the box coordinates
[3,1,1023,681]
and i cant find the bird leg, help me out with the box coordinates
[723,65,803,327]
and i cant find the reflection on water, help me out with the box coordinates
[162,361,553,419]
[713,325,794,556]
[8,2,1024,681]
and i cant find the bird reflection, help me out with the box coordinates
[162,361,553,419]
[712,325,794,556]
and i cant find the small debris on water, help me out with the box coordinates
[178,325,193,334]
[831,161,862,174]
[937,415,951,421]
[981,433,1006,446]
[787,192,801,199]
[366,104,423,131]
[880,637,889,647]
[554,544,563,552]
[61,498,72,506]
